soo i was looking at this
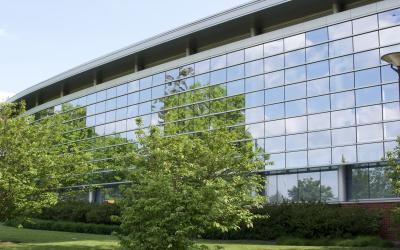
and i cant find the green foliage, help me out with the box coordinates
[204,203,381,240]
[0,102,93,221]
[386,138,400,229]
[276,236,393,248]
[4,218,118,235]
[33,201,120,225]
[117,123,267,250]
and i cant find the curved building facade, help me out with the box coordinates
[11,0,400,203]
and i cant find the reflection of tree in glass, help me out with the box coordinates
[287,177,333,202]
[350,168,369,199]
[370,167,394,198]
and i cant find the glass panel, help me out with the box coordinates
[116,108,127,121]
[127,105,138,118]
[86,116,95,127]
[245,106,264,123]
[286,151,307,168]
[245,91,264,108]
[105,111,116,123]
[96,90,107,102]
[105,99,116,112]
[308,130,331,148]
[354,50,380,70]
[265,119,285,137]
[285,66,306,84]
[355,86,381,106]
[246,122,264,139]
[285,99,306,117]
[284,34,305,51]
[356,105,382,124]
[328,21,352,40]
[350,167,369,199]
[115,120,127,133]
[210,55,226,70]
[128,92,139,106]
[210,69,226,85]
[330,73,354,92]
[139,101,152,115]
[227,65,244,81]
[265,103,284,120]
[153,73,165,86]
[139,88,152,102]
[332,145,356,164]
[353,15,378,34]
[277,174,298,202]
[308,113,330,130]
[195,73,210,87]
[116,84,128,96]
[369,167,395,198]
[285,49,305,67]
[104,122,116,135]
[264,40,284,57]
[358,143,384,162]
[307,60,329,79]
[385,141,397,155]
[265,87,284,104]
[245,45,263,61]
[379,8,400,28]
[329,38,353,57]
[332,127,356,146]
[330,55,353,75]
[116,95,128,109]
[298,172,321,202]
[152,85,164,99]
[264,54,284,72]
[266,175,278,203]
[382,83,399,102]
[285,82,306,101]
[265,70,284,88]
[353,31,379,52]
[245,75,264,92]
[195,60,210,75]
[306,28,328,46]
[245,59,264,77]
[95,102,106,114]
[383,102,400,120]
[268,153,285,170]
[308,149,331,166]
[286,116,307,134]
[306,44,328,63]
[307,95,330,113]
[331,109,355,128]
[286,133,307,151]
[227,80,244,96]
[321,171,339,201]
[227,50,244,66]
[107,87,117,99]
[86,104,96,116]
[140,76,152,89]
[307,77,329,97]
[384,121,400,140]
[380,26,400,46]
[355,68,381,88]
[86,93,96,105]
[331,91,355,110]
[357,124,383,143]
[265,136,285,153]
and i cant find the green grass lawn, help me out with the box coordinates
[0,224,392,250]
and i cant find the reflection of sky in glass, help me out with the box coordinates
[379,8,400,28]
[330,55,353,74]
[332,145,356,164]
[329,38,353,57]
[332,127,356,146]
[354,50,380,70]
[286,151,307,168]
[353,31,379,52]
[328,21,352,40]
[264,40,283,57]
[284,34,305,51]
[356,105,381,124]
[353,15,378,34]
[307,78,329,96]
[306,28,328,46]
[309,148,331,166]
[331,109,355,128]
[308,113,330,130]
[357,143,383,162]
[286,116,306,134]
[384,121,400,140]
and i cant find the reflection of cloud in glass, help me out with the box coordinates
[284,34,305,51]
[383,103,400,120]
[286,116,306,134]
[379,9,400,28]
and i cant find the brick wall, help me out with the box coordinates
[341,202,400,240]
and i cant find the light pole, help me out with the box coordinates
[381,52,400,94]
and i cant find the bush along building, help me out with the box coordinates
[10,0,400,240]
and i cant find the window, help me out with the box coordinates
[353,32,379,52]
[380,26,400,46]
[307,95,330,113]
[265,87,284,104]
[285,82,306,101]
[139,88,152,102]
[354,50,380,70]
[96,90,107,102]
[381,65,399,83]
[308,149,331,166]
[116,108,127,121]
[86,93,96,105]
[245,91,264,108]
[321,171,339,201]
[353,15,378,34]
[330,55,353,74]
[286,133,307,151]
[245,75,264,92]
[153,73,165,86]
[285,66,306,84]
[306,27,328,46]
[115,120,127,133]
[355,68,381,88]
[265,119,285,137]
[105,111,116,123]
[369,167,395,198]
[128,92,139,106]
[382,83,399,102]
[329,38,353,57]
[357,124,383,143]
[308,113,330,130]
[245,107,264,123]
[306,44,328,63]
[86,116,95,127]
[227,65,244,81]
[128,81,139,93]
[278,174,298,202]
[286,116,307,134]
[116,95,128,109]
[265,103,284,120]
[265,136,285,153]
[355,86,381,106]
[140,77,152,89]
[286,151,307,168]
[284,34,305,51]
[227,80,244,96]
[210,69,226,85]
[195,73,210,87]
[107,87,117,99]
[332,146,356,164]
[116,84,128,96]
[307,60,329,80]
[384,121,400,140]
[383,102,400,120]
[285,49,305,67]
[127,105,138,118]
[379,8,400,28]
[105,123,116,135]
[227,50,244,66]
[266,175,278,202]
[331,109,355,128]
[332,127,356,146]
[195,60,210,75]
[308,130,331,148]
[268,154,285,170]
[86,104,96,116]
[330,73,354,92]
[331,91,355,110]
[356,105,382,124]
[265,70,284,88]
[245,45,263,61]
[152,85,164,99]
[105,99,116,112]
[285,99,306,117]
[265,54,284,72]
[246,122,264,138]
[210,55,226,70]
[307,78,329,96]
[329,21,352,40]
[350,167,369,199]
[245,59,264,77]
[264,40,284,56]
[139,101,152,115]
[357,143,383,162]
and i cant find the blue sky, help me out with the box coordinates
[0,0,249,99]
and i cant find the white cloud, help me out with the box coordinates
[0,28,15,39]
[0,91,15,103]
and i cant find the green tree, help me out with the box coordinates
[0,102,93,221]
[386,138,400,223]
[287,178,334,202]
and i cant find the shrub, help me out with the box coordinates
[5,218,119,235]
[276,236,393,248]
[203,203,381,240]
